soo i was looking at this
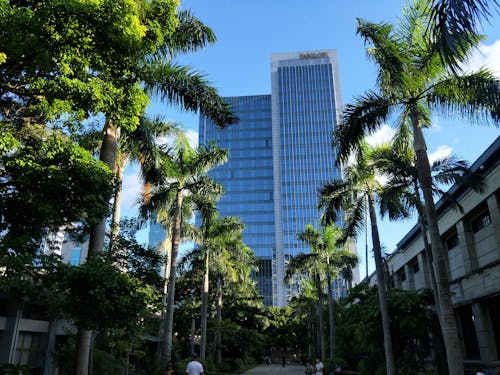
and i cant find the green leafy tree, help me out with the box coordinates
[335,1,500,372]
[336,284,436,375]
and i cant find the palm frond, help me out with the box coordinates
[161,10,216,58]
[378,183,414,220]
[342,197,366,241]
[335,91,394,162]
[284,253,319,283]
[142,61,238,128]
[318,180,351,225]
[427,0,496,71]
[427,69,500,124]
[431,155,485,192]
[356,19,405,89]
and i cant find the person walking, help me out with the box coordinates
[314,358,324,375]
[305,362,315,375]
[165,360,176,375]
[185,353,204,375]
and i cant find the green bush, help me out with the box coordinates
[324,357,347,373]
[0,363,31,375]
[92,350,124,375]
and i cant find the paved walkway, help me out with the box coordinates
[227,363,305,374]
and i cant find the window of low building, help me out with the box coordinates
[469,203,491,234]
[411,257,420,273]
[443,226,459,250]
[398,269,406,282]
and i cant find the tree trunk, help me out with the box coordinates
[110,157,127,270]
[326,259,336,359]
[75,330,92,375]
[88,119,120,255]
[367,193,395,375]
[199,247,209,360]
[75,119,120,375]
[110,157,125,254]
[215,276,223,364]
[315,274,326,360]
[411,115,464,375]
[190,314,195,355]
[413,179,441,315]
[307,314,313,358]
[162,189,183,366]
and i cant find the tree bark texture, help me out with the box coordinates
[162,189,183,366]
[199,248,209,360]
[326,260,336,359]
[368,194,395,375]
[411,115,464,375]
[315,274,326,360]
[75,119,119,375]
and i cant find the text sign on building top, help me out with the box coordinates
[300,52,328,59]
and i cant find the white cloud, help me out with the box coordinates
[365,124,395,146]
[428,145,453,164]
[157,130,199,148]
[462,40,500,78]
[428,119,442,133]
[185,130,199,147]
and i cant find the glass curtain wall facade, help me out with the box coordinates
[271,51,343,305]
[199,50,346,306]
[199,95,275,305]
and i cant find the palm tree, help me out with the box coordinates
[319,143,400,375]
[190,196,248,361]
[297,224,357,359]
[211,221,255,363]
[139,135,228,365]
[110,116,179,254]
[372,142,483,316]
[335,2,499,372]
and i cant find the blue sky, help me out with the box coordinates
[122,0,500,277]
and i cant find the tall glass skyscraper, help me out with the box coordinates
[200,50,348,306]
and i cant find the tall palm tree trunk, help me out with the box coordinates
[75,119,120,375]
[413,179,441,315]
[190,314,196,355]
[200,248,209,360]
[110,159,125,252]
[411,117,464,375]
[315,274,326,360]
[162,190,183,366]
[215,276,223,364]
[367,194,395,375]
[307,314,313,358]
[326,259,336,359]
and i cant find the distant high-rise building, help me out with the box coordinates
[201,50,355,306]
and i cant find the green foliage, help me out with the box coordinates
[0,363,31,374]
[335,284,437,374]
[0,0,179,128]
[264,306,307,355]
[92,349,126,375]
[0,124,113,253]
[58,255,158,331]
